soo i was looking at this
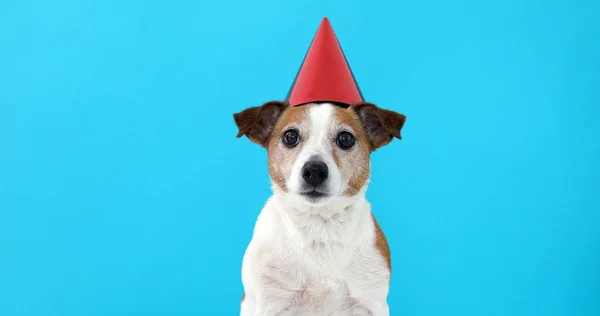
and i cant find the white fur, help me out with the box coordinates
[287,104,344,204]
[240,104,390,316]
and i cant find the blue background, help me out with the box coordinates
[1,0,599,315]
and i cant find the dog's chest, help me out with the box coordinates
[257,211,387,314]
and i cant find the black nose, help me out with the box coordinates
[302,161,329,187]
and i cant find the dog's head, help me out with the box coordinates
[233,101,406,207]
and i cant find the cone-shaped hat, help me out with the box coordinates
[285,17,364,107]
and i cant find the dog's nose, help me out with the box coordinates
[302,161,329,187]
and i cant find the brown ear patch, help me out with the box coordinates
[372,213,391,276]
[233,101,289,147]
[351,102,406,150]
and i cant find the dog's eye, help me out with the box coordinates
[337,131,355,150]
[282,129,300,147]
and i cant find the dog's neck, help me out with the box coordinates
[270,184,371,252]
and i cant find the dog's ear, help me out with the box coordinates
[351,102,406,150]
[233,101,288,147]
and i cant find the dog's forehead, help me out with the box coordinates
[307,103,336,133]
[280,103,357,131]
[272,103,365,148]
[308,103,363,135]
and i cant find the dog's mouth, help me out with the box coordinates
[300,190,328,200]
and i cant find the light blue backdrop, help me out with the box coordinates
[1,0,599,315]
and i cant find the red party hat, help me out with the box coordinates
[285,17,364,107]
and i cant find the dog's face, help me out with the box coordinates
[234,101,405,206]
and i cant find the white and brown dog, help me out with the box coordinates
[233,100,406,316]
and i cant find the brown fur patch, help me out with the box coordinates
[266,105,312,191]
[332,107,372,196]
[241,292,245,302]
[372,213,391,275]
[331,149,342,169]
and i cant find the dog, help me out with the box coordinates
[233,100,406,316]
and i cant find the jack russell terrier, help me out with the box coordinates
[233,100,406,316]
